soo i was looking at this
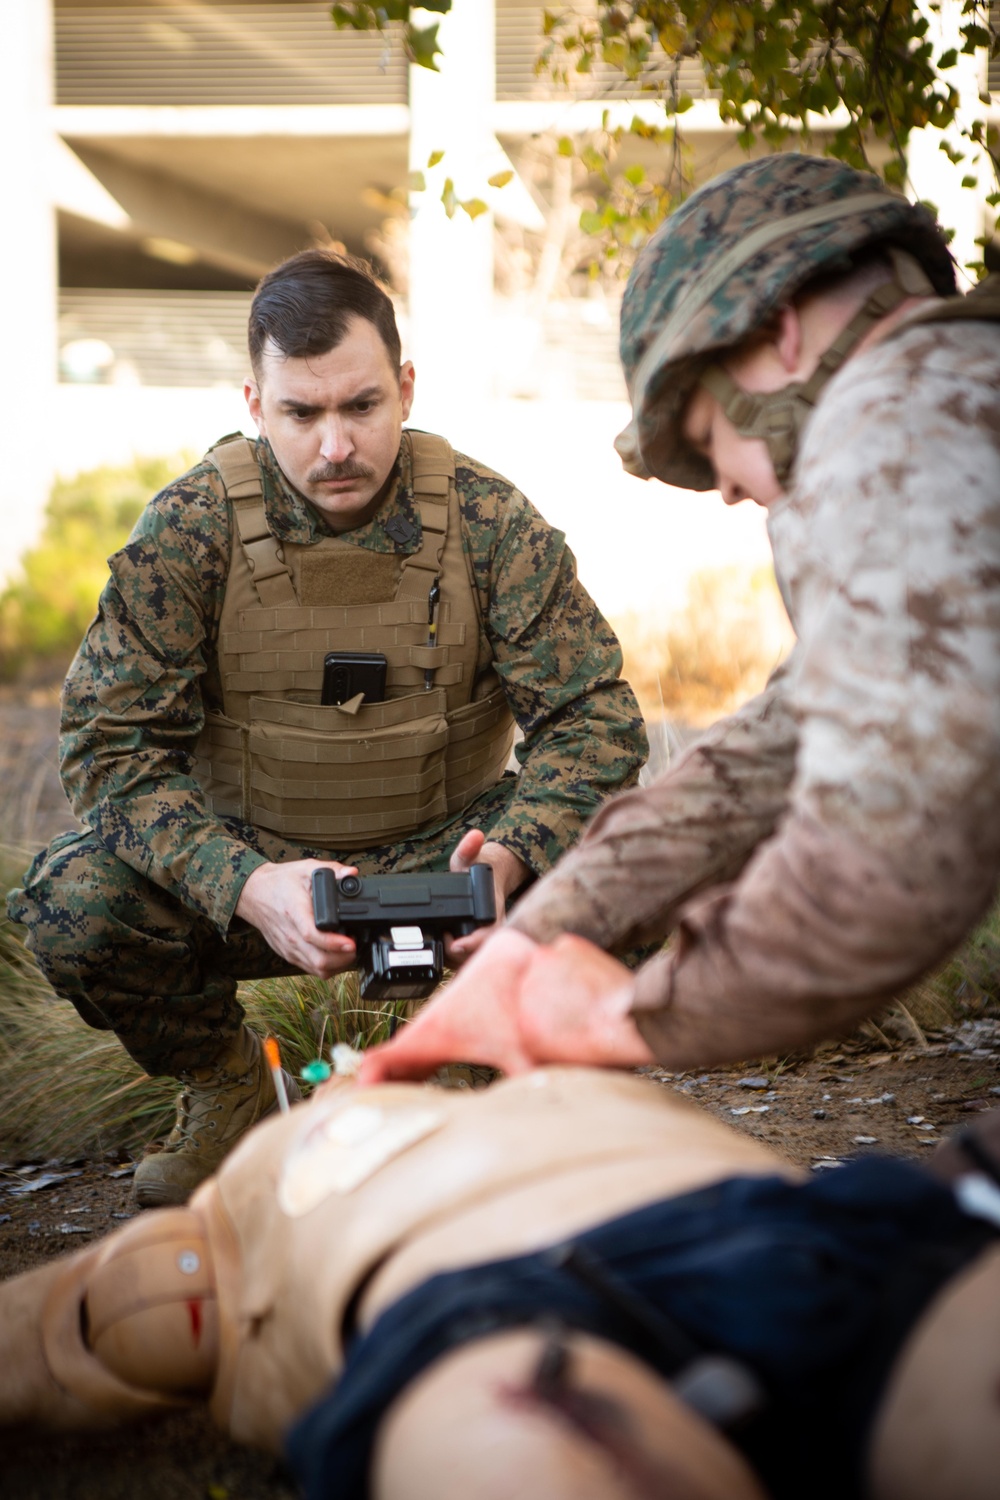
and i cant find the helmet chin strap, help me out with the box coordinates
[700,251,934,484]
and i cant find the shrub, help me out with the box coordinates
[0,455,187,683]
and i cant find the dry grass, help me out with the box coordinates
[0,841,406,1159]
[613,564,794,728]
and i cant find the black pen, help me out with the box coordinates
[424,578,440,690]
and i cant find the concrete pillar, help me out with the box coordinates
[407,1,495,421]
[907,0,990,283]
[0,0,58,586]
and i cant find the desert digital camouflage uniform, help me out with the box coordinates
[510,156,1000,1069]
[8,435,646,1075]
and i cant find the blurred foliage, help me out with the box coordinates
[0,455,184,683]
[331,1,452,69]
[543,2,999,274]
[334,1,999,277]
[613,564,795,727]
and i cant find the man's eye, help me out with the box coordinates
[352,400,375,414]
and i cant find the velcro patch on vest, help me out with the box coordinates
[277,1101,446,1215]
[298,550,400,607]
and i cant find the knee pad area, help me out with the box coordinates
[84,1208,219,1397]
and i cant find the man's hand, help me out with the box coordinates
[445,829,530,964]
[234,859,359,978]
[358,929,654,1084]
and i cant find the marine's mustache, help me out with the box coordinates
[308,461,376,484]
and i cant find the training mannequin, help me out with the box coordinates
[1,1068,999,1500]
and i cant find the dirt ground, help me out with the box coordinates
[2,694,1000,1497]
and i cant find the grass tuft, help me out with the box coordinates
[0,847,406,1159]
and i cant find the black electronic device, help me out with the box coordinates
[311,866,496,1001]
[320,651,387,706]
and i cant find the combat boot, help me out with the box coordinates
[132,1026,301,1209]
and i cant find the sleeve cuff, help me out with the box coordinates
[482,802,581,880]
[180,839,270,936]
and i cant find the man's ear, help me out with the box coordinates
[774,303,803,375]
[244,376,265,434]
[399,360,415,421]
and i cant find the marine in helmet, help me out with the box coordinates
[358,153,1000,1085]
[2,1068,1000,1500]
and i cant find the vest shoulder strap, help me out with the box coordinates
[205,434,297,608]
[901,274,1000,330]
[396,430,457,602]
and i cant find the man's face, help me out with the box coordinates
[245,315,415,531]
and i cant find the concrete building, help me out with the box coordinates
[1,0,994,621]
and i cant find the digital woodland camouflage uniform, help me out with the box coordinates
[510,155,1000,1069]
[9,436,646,1076]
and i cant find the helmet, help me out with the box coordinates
[616,153,956,490]
[374,1327,768,1500]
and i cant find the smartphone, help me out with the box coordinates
[321,651,387,706]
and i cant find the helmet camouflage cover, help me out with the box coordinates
[617,153,956,490]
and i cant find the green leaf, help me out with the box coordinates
[460,198,489,220]
[407,170,426,193]
[556,136,575,157]
[487,169,514,189]
[407,22,443,71]
[624,164,645,186]
[426,149,445,168]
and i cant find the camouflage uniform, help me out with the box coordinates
[511,157,1000,1070]
[8,436,646,1076]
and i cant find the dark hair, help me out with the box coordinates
[248,249,401,379]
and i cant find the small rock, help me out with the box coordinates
[854,1135,878,1145]
[0,1214,10,1225]
[730,1105,770,1116]
[737,1076,769,1091]
[812,1158,844,1170]
[907,1116,925,1125]
[813,1109,827,1119]
[57,1223,91,1235]
[106,1165,135,1179]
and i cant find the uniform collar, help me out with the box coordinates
[258,435,422,554]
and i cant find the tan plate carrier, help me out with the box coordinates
[193,430,516,848]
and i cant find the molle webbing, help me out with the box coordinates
[194,432,515,849]
[901,271,1000,329]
